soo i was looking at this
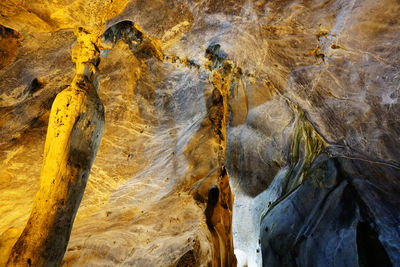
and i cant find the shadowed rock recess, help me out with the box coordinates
[0,0,399,266]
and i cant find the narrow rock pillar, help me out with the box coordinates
[7,28,105,267]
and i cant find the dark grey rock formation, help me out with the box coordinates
[260,154,399,266]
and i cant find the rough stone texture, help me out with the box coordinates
[6,26,106,266]
[7,74,105,267]
[1,0,400,266]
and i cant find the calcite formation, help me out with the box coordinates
[0,0,399,266]
[7,27,105,266]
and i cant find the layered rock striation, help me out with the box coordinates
[0,0,399,266]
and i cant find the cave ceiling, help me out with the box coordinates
[0,0,399,266]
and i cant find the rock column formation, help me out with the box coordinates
[7,29,105,266]
[189,57,236,266]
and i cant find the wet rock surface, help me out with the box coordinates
[0,0,399,266]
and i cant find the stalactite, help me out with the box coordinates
[188,46,239,266]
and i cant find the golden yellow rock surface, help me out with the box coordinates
[1,0,400,266]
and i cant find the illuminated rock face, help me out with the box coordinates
[0,0,400,266]
[6,28,105,266]
[7,74,105,267]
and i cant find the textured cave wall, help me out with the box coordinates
[1,0,400,266]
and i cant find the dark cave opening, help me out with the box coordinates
[356,221,392,267]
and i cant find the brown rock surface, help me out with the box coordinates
[0,0,399,266]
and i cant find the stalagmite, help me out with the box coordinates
[7,28,105,267]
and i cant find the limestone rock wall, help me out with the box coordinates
[1,0,400,266]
